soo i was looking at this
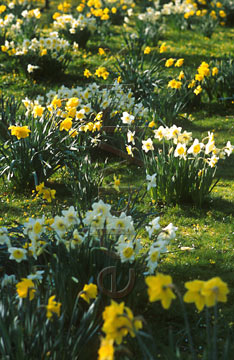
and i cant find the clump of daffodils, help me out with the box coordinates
[140,124,233,206]
[42,81,148,120]
[1,32,70,77]
[53,12,96,33]
[1,199,177,274]
[21,82,148,141]
[101,300,143,345]
[152,124,233,164]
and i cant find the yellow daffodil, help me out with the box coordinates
[102,300,142,345]
[46,295,61,319]
[98,337,114,360]
[145,273,176,309]
[159,42,167,53]
[165,58,175,67]
[60,117,73,131]
[168,79,182,89]
[80,283,98,304]
[201,277,229,307]
[16,278,36,300]
[184,280,206,311]
[84,69,92,78]
[144,46,151,54]
[174,58,184,67]
[8,125,31,140]
[194,85,202,95]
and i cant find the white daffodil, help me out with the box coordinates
[91,200,111,220]
[188,139,204,156]
[51,216,67,238]
[121,111,134,125]
[8,247,27,263]
[116,241,135,263]
[166,125,182,141]
[146,240,167,274]
[177,131,193,145]
[207,154,219,168]
[23,217,45,242]
[127,130,135,144]
[27,270,44,281]
[62,206,80,227]
[205,140,216,154]
[154,125,167,141]
[174,143,187,158]
[146,216,161,238]
[146,173,157,191]
[146,246,160,274]
[108,212,135,237]
[224,141,234,157]
[142,138,154,153]
[27,64,39,73]
[157,223,178,242]
[1,274,17,288]
[83,211,105,233]
[70,229,85,248]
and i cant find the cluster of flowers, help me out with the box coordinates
[35,182,56,203]
[187,61,219,95]
[146,272,229,311]
[166,60,219,96]
[184,0,227,24]
[134,5,165,42]
[97,271,229,359]
[75,0,135,22]
[52,12,96,34]
[84,66,110,80]
[138,0,227,30]
[1,31,70,73]
[0,199,177,273]
[142,124,233,167]
[16,278,61,319]
[97,299,142,359]
[6,0,44,8]
[37,81,148,123]
[138,5,161,22]
[21,94,103,137]
[0,6,41,41]
[159,0,196,16]
[1,271,97,319]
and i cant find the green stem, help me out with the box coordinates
[176,288,197,360]
[213,302,218,360]
[205,307,211,360]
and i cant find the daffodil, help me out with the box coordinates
[145,273,176,309]
[174,58,184,67]
[201,277,229,307]
[165,58,175,67]
[9,125,31,139]
[98,337,114,360]
[144,46,151,54]
[184,280,206,311]
[46,295,61,319]
[16,278,36,300]
[142,138,154,153]
[8,247,27,263]
[80,283,98,304]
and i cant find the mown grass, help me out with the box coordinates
[0,2,234,357]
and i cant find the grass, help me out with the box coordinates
[0,2,234,357]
